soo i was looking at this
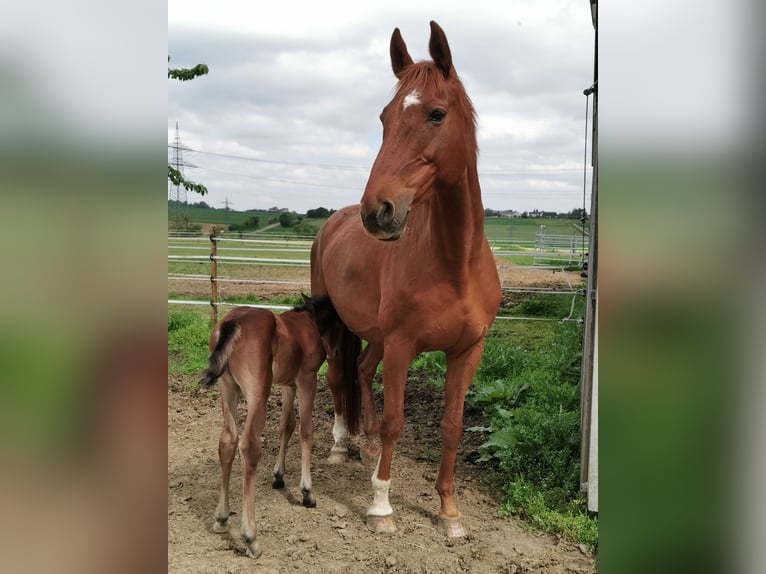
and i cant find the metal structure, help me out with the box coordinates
[532,224,588,268]
[579,0,598,513]
[168,122,196,223]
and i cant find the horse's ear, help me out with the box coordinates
[428,21,453,78]
[390,27,413,78]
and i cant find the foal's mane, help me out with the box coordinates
[395,62,478,157]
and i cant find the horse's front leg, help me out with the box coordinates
[358,342,383,466]
[436,341,485,538]
[366,343,414,533]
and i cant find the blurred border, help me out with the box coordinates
[600,1,764,573]
[0,1,168,572]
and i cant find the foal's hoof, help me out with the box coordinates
[245,542,263,560]
[327,449,349,464]
[438,517,467,538]
[302,490,317,508]
[212,519,229,533]
[272,475,285,489]
[366,514,397,534]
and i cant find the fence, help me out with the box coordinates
[168,227,584,325]
[532,224,588,267]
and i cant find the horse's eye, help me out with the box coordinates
[428,108,446,124]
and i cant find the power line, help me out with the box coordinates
[176,146,370,172]
[201,165,363,192]
[168,144,584,176]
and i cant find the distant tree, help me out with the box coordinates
[521,211,529,219]
[278,212,295,228]
[306,206,335,219]
[168,58,209,196]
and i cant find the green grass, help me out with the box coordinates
[461,297,597,550]
[168,309,212,380]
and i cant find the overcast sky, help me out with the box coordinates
[168,1,595,214]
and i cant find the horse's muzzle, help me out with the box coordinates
[360,200,407,240]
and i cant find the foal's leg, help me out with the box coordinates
[435,341,485,538]
[296,371,318,507]
[324,357,349,463]
[238,383,270,559]
[213,375,240,533]
[272,384,296,489]
[366,343,414,533]
[358,342,383,467]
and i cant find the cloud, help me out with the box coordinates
[169,2,595,213]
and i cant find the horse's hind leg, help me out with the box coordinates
[296,371,318,507]
[213,375,240,533]
[359,342,382,466]
[325,356,349,463]
[239,382,270,559]
[272,385,296,489]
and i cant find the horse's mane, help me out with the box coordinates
[395,62,478,157]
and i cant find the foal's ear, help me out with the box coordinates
[428,21,454,78]
[390,27,413,78]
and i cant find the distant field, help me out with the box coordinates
[168,206,281,226]
[484,217,589,245]
[170,206,587,241]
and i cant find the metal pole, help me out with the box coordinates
[579,3,598,504]
[210,225,218,325]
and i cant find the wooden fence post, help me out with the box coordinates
[210,225,218,325]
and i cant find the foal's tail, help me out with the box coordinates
[320,297,362,436]
[199,320,241,388]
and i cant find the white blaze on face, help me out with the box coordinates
[402,89,421,110]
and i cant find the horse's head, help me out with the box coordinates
[360,21,477,241]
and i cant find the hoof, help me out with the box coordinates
[212,519,229,533]
[327,449,349,464]
[438,517,466,538]
[360,446,380,468]
[245,542,262,560]
[366,514,397,534]
[272,475,285,489]
[302,490,317,508]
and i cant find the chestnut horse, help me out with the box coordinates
[311,22,501,538]
[199,296,336,559]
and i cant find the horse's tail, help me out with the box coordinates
[320,297,362,436]
[199,320,241,388]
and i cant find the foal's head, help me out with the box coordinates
[360,21,477,241]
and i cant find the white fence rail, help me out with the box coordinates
[168,228,584,324]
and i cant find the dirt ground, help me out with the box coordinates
[168,264,594,572]
[168,374,595,573]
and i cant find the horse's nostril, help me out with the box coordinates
[378,201,395,226]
